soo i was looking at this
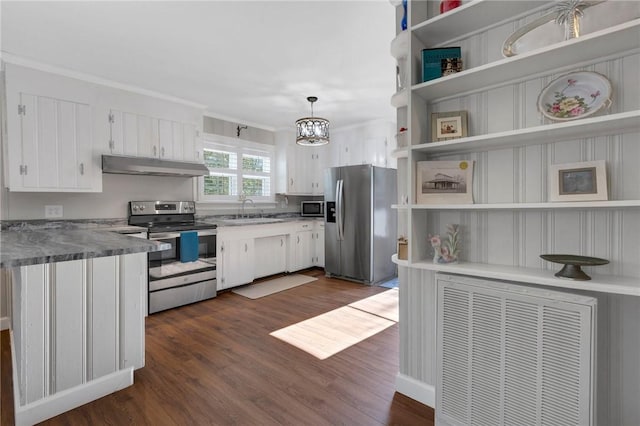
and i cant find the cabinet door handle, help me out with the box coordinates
[290,178,294,187]
[297,236,300,244]
[161,147,165,157]
[79,163,85,175]
[23,165,28,175]
[244,243,248,252]
[280,239,283,247]
[153,146,158,156]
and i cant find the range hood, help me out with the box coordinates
[102,154,209,177]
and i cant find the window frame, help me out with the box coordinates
[198,134,275,203]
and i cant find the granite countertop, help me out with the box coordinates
[1,227,169,268]
[205,215,323,227]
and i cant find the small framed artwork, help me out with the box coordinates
[416,160,474,204]
[549,160,608,202]
[431,111,468,142]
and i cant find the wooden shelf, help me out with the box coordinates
[412,111,640,155]
[412,20,640,103]
[391,257,640,296]
[411,0,549,47]
[409,200,640,210]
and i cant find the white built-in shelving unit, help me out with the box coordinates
[390,0,640,295]
[390,1,640,418]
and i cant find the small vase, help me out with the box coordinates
[440,0,461,14]
[401,0,407,31]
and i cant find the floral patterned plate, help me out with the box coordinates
[537,71,612,122]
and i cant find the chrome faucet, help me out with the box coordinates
[240,198,254,218]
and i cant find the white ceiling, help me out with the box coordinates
[1,1,397,131]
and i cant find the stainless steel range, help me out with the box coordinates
[129,201,216,314]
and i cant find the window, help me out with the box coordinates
[199,136,274,202]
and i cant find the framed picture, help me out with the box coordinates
[549,160,608,202]
[431,111,468,141]
[416,160,474,204]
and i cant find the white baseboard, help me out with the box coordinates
[1,316,10,331]
[13,354,133,426]
[396,373,436,408]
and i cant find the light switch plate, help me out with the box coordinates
[45,205,63,218]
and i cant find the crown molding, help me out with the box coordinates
[0,52,208,110]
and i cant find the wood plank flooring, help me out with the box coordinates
[1,269,434,425]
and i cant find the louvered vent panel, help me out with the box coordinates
[436,274,596,426]
[504,299,539,426]
[470,293,502,426]
[541,306,588,426]
[440,287,470,424]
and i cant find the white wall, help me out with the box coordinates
[2,174,194,220]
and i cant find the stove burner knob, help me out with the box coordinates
[140,205,146,211]
[132,205,139,212]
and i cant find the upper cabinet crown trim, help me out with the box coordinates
[2,53,207,109]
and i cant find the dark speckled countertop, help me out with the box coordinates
[0,224,169,268]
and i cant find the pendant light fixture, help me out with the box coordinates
[295,96,330,146]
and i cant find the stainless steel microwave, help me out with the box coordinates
[301,201,324,217]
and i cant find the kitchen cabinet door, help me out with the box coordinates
[8,93,96,191]
[286,144,312,194]
[311,146,328,195]
[171,121,184,161]
[293,229,314,271]
[182,123,203,163]
[315,222,325,268]
[219,238,255,289]
[109,110,138,156]
[5,63,100,192]
[136,115,159,158]
[254,235,287,278]
[158,119,174,159]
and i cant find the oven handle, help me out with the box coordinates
[148,229,217,240]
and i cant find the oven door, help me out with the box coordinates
[147,229,217,313]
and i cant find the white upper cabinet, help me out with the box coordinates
[283,141,327,195]
[182,123,202,162]
[108,110,201,162]
[330,121,396,169]
[4,64,101,192]
[158,119,173,159]
[4,62,205,193]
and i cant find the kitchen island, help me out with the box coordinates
[1,224,169,425]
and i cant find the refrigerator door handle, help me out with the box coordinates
[336,179,344,241]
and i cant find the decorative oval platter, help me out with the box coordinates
[537,71,612,122]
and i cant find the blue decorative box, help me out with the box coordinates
[422,47,461,82]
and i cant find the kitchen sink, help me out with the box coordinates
[222,218,285,225]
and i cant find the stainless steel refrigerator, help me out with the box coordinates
[324,164,397,284]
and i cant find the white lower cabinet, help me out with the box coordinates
[217,221,325,289]
[11,253,146,424]
[218,237,255,290]
[292,222,315,271]
[314,222,325,268]
[254,235,287,279]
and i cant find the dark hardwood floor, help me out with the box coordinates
[1,269,434,425]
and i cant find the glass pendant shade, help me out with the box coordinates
[296,97,330,146]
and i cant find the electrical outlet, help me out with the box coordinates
[44,205,63,219]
